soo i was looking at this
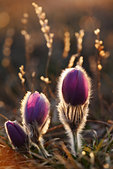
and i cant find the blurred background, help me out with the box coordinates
[0,0,113,127]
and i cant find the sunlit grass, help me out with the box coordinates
[0,1,113,169]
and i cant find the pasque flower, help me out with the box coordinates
[58,65,91,156]
[5,121,29,151]
[24,92,49,127]
[62,68,89,106]
[21,91,50,157]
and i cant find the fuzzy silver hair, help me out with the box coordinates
[20,91,50,135]
[57,65,91,156]
[20,91,51,157]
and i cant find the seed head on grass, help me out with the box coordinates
[18,65,26,92]
[94,28,110,73]
[32,2,54,80]
[75,29,84,54]
[21,13,32,65]
[94,28,110,111]
[63,31,70,58]
[94,28,110,62]
[32,2,54,53]
[57,65,91,156]
[68,29,84,68]
[40,76,51,84]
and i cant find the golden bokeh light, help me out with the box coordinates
[0,12,10,29]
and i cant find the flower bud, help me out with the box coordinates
[58,65,91,156]
[59,66,90,106]
[25,92,49,127]
[5,121,28,150]
[21,91,50,157]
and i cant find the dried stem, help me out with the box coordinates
[18,65,26,92]
[63,31,70,58]
[0,113,8,121]
[45,48,52,77]
[94,28,110,113]
[47,119,111,134]
[32,2,54,79]
[68,29,84,68]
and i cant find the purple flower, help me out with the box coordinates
[5,121,28,149]
[58,66,91,156]
[21,91,50,157]
[24,92,50,127]
[62,68,89,106]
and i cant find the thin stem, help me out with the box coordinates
[73,132,78,154]
[0,113,8,121]
[47,119,111,133]
[38,141,51,158]
[67,130,76,156]
[45,48,52,77]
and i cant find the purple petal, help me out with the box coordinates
[34,95,49,126]
[62,69,89,106]
[25,92,49,126]
[5,121,27,148]
[25,92,40,123]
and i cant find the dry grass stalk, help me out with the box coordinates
[32,2,54,52]
[63,31,70,58]
[76,56,83,66]
[40,76,51,84]
[60,142,81,168]
[21,13,36,92]
[21,29,31,64]
[94,28,110,61]
[68,54,78,68]
[94,28,110,72]
[0,113,8,121]
[52,142,82,169]
[21,13,32,64]
[32,2,54,78]
[75,29,84,54]
[68,29,84,68]
[94,28,110,108]
[18,65,26,86]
